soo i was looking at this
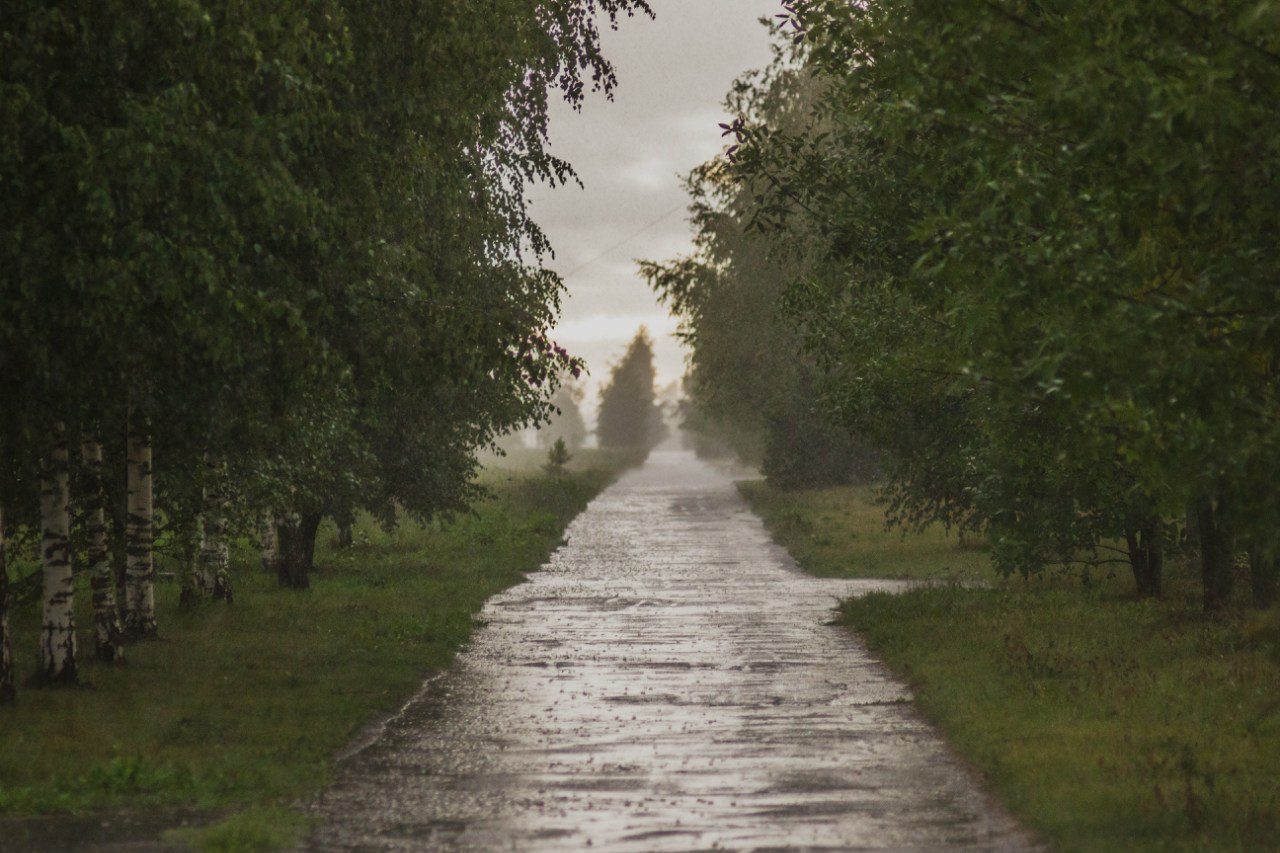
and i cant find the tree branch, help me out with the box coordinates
[1162,0,1280,69]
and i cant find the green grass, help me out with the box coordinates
[743,479,1280,853]
[0,450,631,850]
[738,480,990,580]
[165,807,309,853]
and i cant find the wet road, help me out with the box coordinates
[304,450,1038,853]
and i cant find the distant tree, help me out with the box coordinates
[642,48,874,488]
[596,328,667,451]
[544,438,572,476]
[537,376,589,450]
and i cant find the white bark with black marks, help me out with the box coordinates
[82,438,124,661]
[259,513,279,574]
[124,420,157,638]
[199,454,232,602]
[179,515,208,608]
[40,423,77,683]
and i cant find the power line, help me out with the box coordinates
[557,202,686,280]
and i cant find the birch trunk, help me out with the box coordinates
[82,438,124,661]
[1,506,15,702]
[200,454,232,602]
[40,423,77,683]
[259,513,279,573]
[124,421,157,639]
[178,516,208,608]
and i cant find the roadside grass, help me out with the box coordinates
[165,807,308,853]
[737,480,990,580]
[0,449,631,851]
[743,478,1280,853]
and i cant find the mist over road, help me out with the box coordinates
[305,450,1037,852]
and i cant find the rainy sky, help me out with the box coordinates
[528,0,780,423]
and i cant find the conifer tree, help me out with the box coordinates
[597,328,667,451]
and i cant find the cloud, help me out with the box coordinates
[525,0,779,416]
[553,312,679,344]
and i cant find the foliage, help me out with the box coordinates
[0,0,654,669]
[595,327,667,451]
[695,1,1280,604]
[536,376,589,450]
[642,45,871,487]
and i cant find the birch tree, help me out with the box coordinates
[177,516,207,608]
[39,423,76,683]
[3,0,655,608]
[81,437,123,661]
[199,455,232,602]
[258,513,279,574]
[123,422,156,639]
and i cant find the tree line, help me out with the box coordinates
[647,0,1280,611]
[0,0,653,701]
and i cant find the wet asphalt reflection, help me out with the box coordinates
[304,450,1038,853]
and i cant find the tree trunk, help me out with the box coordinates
[337,519,354,550]
[178,516,207,608]
[259,513,279,573]
[1194,497,1235,613]
[81,438,124,661]
[200,455,232,602]
[1184,504,1201,556]
[110,463,129,621]
[39,423,77,683]
[124,418,157,639]
[277,512,321,590]
[301,512,321,572]
[1123,518,1163,599]
[1,506,16,703]
[1250,552,1278,609]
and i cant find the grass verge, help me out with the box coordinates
[742,478,1280,853]
[738,480,989,580]
[0,449,633,851]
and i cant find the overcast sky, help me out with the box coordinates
[527,0,780,426]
